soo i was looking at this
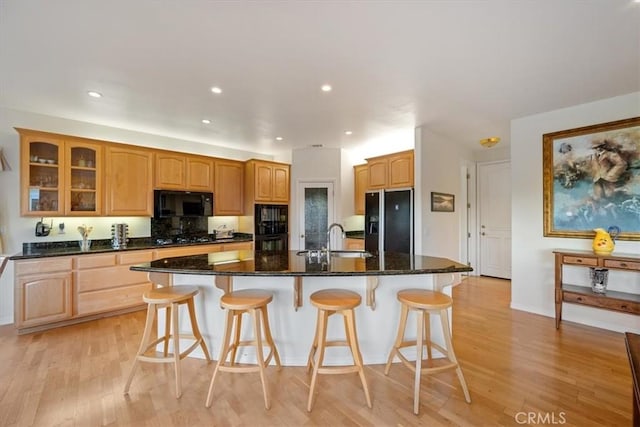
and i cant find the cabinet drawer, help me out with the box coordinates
[15,257,73,275]
[76,265,150,292]
[75,253,117,269]
[76,283,150,316]
[222,242,253,251]
[563,291,640,315]
[118,250,154,265]
[562,256,598,267]
[154,244,222,259]
[603,259,640,271]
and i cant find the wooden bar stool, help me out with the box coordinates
[205,289,281,410]
[384,288,471,414]
[306,289,372,412]
[124,285,211,398]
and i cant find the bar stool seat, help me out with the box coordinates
[124,285,211,398]
[385,288,471,414]
[306,289,372,411]
[205,289,281,410]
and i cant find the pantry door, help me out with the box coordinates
[297,182,335,250]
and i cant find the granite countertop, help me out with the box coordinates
[131,250,472,276]
[9,235,254,260]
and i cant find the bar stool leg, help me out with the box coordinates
[171,301,182,399]
[439,308,471,403]
[344,308,372,408]
[252,308,271,409]
[424,310,432,360]
[205,308,235,408]
[124,302,157,394]
[260,305,282,368]
[163,305,171,356]
[385,303,409,374]
[186,297,212,361]
[307,309,328,412]
[230,311,243,365]
[306,308,323,372]
[414,309,425,414]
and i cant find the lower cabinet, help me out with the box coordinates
[344,238,365,250]
[15,257,73,329]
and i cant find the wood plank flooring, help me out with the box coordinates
[0,276,632,426]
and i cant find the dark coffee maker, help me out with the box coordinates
[35,218,51,237]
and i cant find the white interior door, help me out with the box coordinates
[478,161,511,279]
[297,182,334,250]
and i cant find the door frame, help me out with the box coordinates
[296,180,336,250]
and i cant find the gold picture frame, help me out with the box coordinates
[543,116,640,240]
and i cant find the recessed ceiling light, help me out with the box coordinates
[321,84,332,92]
[344,130,353,135]
[275,136,284,141]
[201,119,211,124]
[210,86,222,94]
[87,91,102,98]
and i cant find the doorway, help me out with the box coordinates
[477,161,512,279]
[297,182,335,250]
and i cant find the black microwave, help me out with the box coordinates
[153,190,213,218]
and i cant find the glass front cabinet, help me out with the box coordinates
[18,129,102,216]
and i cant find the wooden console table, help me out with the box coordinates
[554,250,640,329]
[625,333,640,426]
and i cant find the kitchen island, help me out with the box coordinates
[131,249,472,366]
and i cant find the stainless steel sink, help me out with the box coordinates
[296,250,372,258]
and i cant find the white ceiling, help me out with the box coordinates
[1,1,639,158]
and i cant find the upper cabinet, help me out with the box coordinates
[18,128,102,217]
[354,164,368,215]
[105,144,153,216]
[154,152,213,192]
[366,150,414,190]
[214,159,244,215]
[245,160,290,205]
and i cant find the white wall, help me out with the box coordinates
[511,92,640,333]
[0,107,270,324]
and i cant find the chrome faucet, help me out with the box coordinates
[326,223,346,257]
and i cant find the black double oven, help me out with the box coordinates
[254,204,288,251]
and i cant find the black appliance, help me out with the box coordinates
[153,190,213,218]
[254,204,288,251]
[365,189,414,254]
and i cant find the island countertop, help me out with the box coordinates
[130,250,472,276]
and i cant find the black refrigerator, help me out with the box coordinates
[364,189,414,254]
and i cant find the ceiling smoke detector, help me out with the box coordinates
[480,137,500,148]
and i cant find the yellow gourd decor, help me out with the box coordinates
[592,228,614,255]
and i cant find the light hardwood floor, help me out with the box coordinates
[0,276,632,426]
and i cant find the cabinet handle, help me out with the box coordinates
[620,263,628,267]
[621,305,628,309]
[576,297,583,301]
[576,259,582,263]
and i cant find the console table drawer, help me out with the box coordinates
[604,259,640,271]
[562,256,598,266]
[563,290,640,315]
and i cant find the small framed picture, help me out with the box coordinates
[431,192,455,212]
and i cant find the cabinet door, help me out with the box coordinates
[215,159,244,215]
[105,145,153,216]
[388,151,414,188]
[19,131,65,216]
[367,158,388,189]
[255,162,274,201]
[65,140,102,215]
[272,165,290,202]
[187,156,214,192]
[354,164,368,214]
[16,272,72,328]
[155,152,186,189]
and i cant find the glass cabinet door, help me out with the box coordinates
[24,139,64,215]
[66,142,101,215]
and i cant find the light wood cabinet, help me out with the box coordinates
[17,128,103,216]
[344,238,365,250]
[153,244,223,259]
[154,152,213,192]
[214,159,244,215]
[105,144,153,216]
[354,164,368,215]
[245,159,290,205]
[75,251,152,316]
[366,150,414,190]
[14,257,73,329]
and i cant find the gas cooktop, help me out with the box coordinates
[154,236,217,246]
